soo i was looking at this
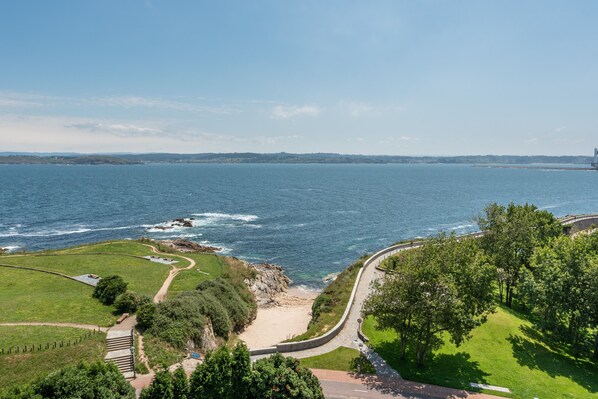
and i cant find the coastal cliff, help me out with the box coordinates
[244,262,291,307]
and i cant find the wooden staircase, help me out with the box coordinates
[104,329,135,380]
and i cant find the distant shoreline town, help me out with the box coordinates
[0,152,596,166]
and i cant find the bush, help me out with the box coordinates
[136,303,157,330]
[92,275,128,305]
[196,279,250,331]
[178,291,232,338]
[114,291,152,314]
[2,361,134,399]
[148,296,206,349]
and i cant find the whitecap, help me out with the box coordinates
[191,212,259,223]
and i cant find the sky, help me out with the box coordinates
[0,1,597,155]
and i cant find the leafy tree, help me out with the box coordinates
[114,291,152,314]
[231,342,252,399]
[477,202,562,307]
[173,366,190,399]
[93,275,128,305]
[136,302,157,330]
[364,234,495,366]
[140,369,174,399]
[523,233,598,356]
[2,362,134,399]
[189,345,234,399]
[250,353,324,399]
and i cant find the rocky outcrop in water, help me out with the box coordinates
[151,218,194,230]
[245,262,292,307]
[159,238,221,253]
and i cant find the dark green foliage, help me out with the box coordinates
[231,343,252,399]
[173,367,189,399]
[196,279,250,331]
[148,296,206,349]
[140,369,174,399]
[186,343,322,399]
[189,345,234,399]
[114,291,152,314]
[177,291,232,338]
[250,353,324,399]
[92,275,128,305]
[136,303,157,330]
[2,361,134,399]
[477,202,562,307]
[364,234,496,366]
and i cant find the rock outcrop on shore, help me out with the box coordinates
[244,262,292,307]
[158,238,221,253]
[150,218,194,230]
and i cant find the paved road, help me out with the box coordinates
[313,370,505,399]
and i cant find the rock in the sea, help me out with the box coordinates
[245,262,292,307]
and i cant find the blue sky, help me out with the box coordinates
[0,1,597,155]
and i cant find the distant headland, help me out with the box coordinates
[0,152,596,166]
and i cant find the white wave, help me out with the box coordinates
[191,212,259,223]
[0,224,141,238]
[1,245,20,252]
[450,224,474,231]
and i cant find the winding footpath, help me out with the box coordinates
[140,244,197,303]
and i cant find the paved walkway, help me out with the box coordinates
[312,370,507,399]
[251,244,414,380]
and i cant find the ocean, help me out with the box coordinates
[1,163,597,287]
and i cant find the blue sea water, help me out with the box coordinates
[1,163,597,287]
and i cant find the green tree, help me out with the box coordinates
[136,302,157,330]
[250,353,324,399]
[92,275,128,305]
[2,362,134,399]
[477,202,562,307]
[140,369,174,399]
[189,345,233,399]
[364,234,496,366]
[172,366,189,399]
[231,342,252,399]
[114,291,152,314]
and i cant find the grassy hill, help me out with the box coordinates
[363,307,598,398]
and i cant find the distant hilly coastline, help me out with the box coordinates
[0,152,594,165]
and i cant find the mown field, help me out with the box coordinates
[0,326,105,393]
[363,307,598,399]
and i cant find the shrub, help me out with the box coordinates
[92,275,128,305]
[1,361,135,399]
[178,291,232,338]
[148,296,206,349]
[114,291,152,314]
[136,302,157,330]
[196,279,250,331]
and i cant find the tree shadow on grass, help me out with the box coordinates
[508,332,598,393]
[364,339,490,397]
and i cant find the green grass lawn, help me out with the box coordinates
[0,326,105,393]
[363,307,598,399]
[0,267,115,326]
[50,240,158,256]
[1,253,171,296]
[168,253,226,297]
[300,346,376,374]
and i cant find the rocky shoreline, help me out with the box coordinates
[244,262,292,307]
[158,238,221,253]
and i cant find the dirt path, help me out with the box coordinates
[0,322,108,332]
[140,244,197,303]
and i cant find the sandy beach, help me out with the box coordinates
[239,286,319,349]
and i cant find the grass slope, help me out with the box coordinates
[0,326,105,393]
[363,307,598,399]
[0,267,115,326]
[290,256,365,341]
[300,346,376,374]
[2,253,171,296]
[168,253,226,296]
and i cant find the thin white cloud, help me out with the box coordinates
[253,135,304,145]
[270,104,320,119]
[337,101,404,117]
[67,122,163,137]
